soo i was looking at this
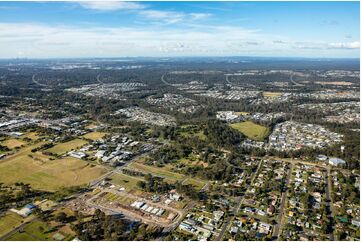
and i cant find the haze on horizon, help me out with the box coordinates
[0,1,359,59]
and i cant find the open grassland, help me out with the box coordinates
[0,212,23,237]
[82,132,107,141]
[235,111,249,115]
[130,162,185,181]
[262,92,282,98]
[179,130,207,141]
[129,162,207,190]
[85,123,99,129]
[0,144,106,191]
[182,178,206,190]
[24,132,39,141]
[230,121,270,141]
[109,173,144,191]
[46,139,88,155]
[7,220,62,241]
[103,192,135,205]
[1,139,26,149]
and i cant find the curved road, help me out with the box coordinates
[160,73,173,86]
[32,74,49,87]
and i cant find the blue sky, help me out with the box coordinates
[0,1,359,58]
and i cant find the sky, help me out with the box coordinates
[0,1,359,58]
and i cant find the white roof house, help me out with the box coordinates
[329,157,346,166]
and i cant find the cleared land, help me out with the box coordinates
[230,121,270,141]
[46,139,88,155]
[6,220,64,241]
[129,162,206,190]
[315,81,353,86]
[0,144,106,191]
[109,173,145,191]
[262,92,282,98]
[1,139,26,149]
[235,111,249,115]
[179,129,207,141]
[130,162,185,181]
[24,132,39,141]
[0,212,23,237]
[83,132,107,141]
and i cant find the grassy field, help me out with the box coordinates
[1,139,26,149]
[182,178,206,190]
[230,121,270,141]
[83,132,107,141]
[85,123,99,129]
[0,144,106,191]
[103,192,135,205]
[7,220,57,241]
[46,139,88,155]
[129,162,185,181]
[129,162,207,190]
[180,130,207,141]
[262,92,282,98]
[109,173,144,191]
[235,111,249,115]
[0,212,23,237]
[24,132,39,141]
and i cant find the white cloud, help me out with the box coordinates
[139,10,185,24]
[138,11,211,24]
[189,13,212,20]
[293,41,360,50]
[0,22,358,58]
[77,2,211,25]
[328,41,360,49]
[78,1,145,11]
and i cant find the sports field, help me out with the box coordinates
[0,143,106,191]
[83,132,107,141]
[46,139,88,155]
[230,121,270,141]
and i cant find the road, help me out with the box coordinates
[160,73,173,86]
[0,217,39,240]
[225,74,233,85]
[89,150,155,187]
[87,188,184,228]
[96,73,104,84]
[31,73,49,87]
[216,159,263,240]
[272,163,293,239]
[325,167,335,240]
[289,74,303,86]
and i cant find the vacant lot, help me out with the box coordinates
[46,139,88,155]
[230,121,270,141]
[1,139,26,149]
[182,178,206,190]
[6,220,60,241]
[129,162,207,190]
[235,111,249,115]
[24,132,39,141]
[109,173,144,191]
[0,144,106,191]
[130,162,185,181]
[262,92,282,98]
[0,212,23,237]
[83,132,107,141]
